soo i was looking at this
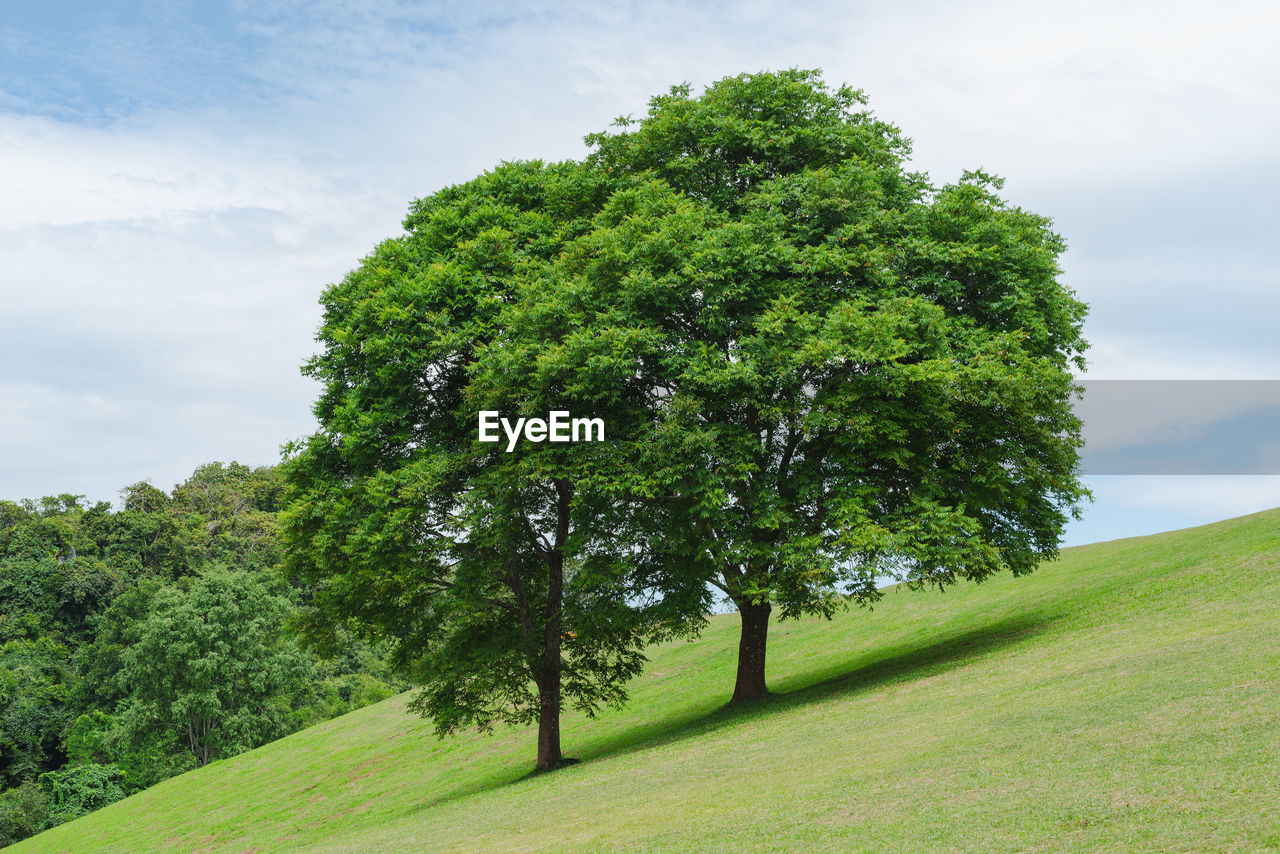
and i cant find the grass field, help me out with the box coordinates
[14,508,1280,852]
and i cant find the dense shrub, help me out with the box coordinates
[38,763,128,826]
[0,781,49,847]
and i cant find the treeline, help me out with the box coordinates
[0,462,404,846]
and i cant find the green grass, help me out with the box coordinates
[15,508,1280,852]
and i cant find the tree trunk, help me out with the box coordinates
[534,477,571,772]
[731,601,772,702]
[536,554,564,771]
[536,678,562,771]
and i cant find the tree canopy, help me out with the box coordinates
[283,67,1089,772]
[282,161,703,771]
[114,569,308,767]
[575,69,1089,699]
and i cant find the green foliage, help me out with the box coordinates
[171,463,285,573]
[585,68,1086,590]
[289,640,407,730]
[286,67,1087,754]
[118,481,169,514]
[284,159,703,769]
[0,781,48,847]
[38,763,128,826]
[0,501,29,538]
[0,558,62,642]
[568,70,1091,697]
[0,497,121,644]
[71,580,160,713]
[115,568,310,766]
[63,711,115,766]
[584,70,906,214]
[0,461,402,845]
[84,501,191,580]
[0,638,72,788]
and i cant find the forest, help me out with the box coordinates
[0,462,403,846]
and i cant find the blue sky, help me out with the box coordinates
[3,0,1280,547]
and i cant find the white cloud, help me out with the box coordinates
[0,382,119,444]
[0,113,328,228]
[2,0,1279,511]
[1080,338,1280,380]
[841,0,1280,189]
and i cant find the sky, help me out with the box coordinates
[2,0,1280,546]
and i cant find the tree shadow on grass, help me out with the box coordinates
[576,612,1055,764]
[452,612,1055,798]
[772,613,1053,701]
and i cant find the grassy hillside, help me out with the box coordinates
[14,509,1280,853]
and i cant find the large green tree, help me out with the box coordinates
[113,569,308,767]
[285,69,1087,763]
[575,69,1089,700]
[282,160,701,771]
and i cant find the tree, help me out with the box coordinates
[282,160,701,771]
[285,67,1088,769]
[574,69,1089,700]
[170,462,285,573]
[118,482,168,514]
[114,568,309,767]
[0,638,72,788]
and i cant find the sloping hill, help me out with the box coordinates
[15,509,1280,852]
